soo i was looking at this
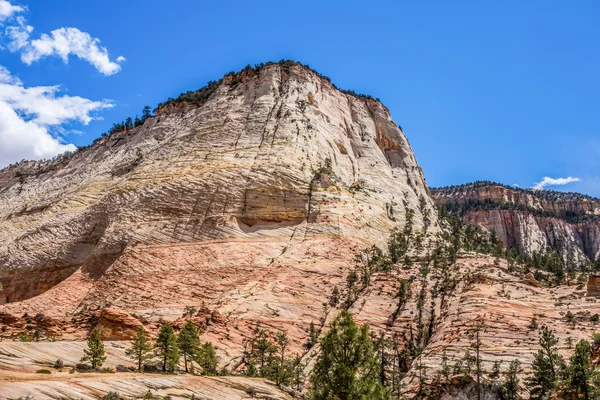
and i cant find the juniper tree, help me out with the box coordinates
[125,327,153,371]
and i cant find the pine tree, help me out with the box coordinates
[290,353,306,392]
[251,328,274,377]
[81,327,106,370]
[125,327,153,371]
[155,324,180,372]
[194,342,219,376]
[273,331,292,386]
[472,318,485,400]
[177,321,201,373]
[566,339,592,400]
[525,325,565,399]
[141,105,153,121]
[243,325,276,378]
[526,326,562,396]
[308,321,319,348]
[309,310,390,400]
[373,332,390,387]
[502,359,522,400]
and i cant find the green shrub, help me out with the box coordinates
[529,316,539,330]
[75,362,91,372]
[566,310,575,323]
[18,332,32,342]
[36,369,51,374]
[102,392,120,400]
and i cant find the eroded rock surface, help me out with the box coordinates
[0,62,436,308]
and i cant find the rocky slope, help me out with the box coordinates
[431,181,600,266]
[0,61,440,398]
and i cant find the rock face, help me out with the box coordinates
[0,62,437,308]
[96,308,143,340]
[0,61,442,398]
[432,182,600,265]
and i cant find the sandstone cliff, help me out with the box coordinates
[3,63,599,400]
[0,61,437,308]
[432,181,600,266]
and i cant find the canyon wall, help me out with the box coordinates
[432,182,600,265]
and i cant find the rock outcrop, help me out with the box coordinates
[432,181,600,265]
[587,274,600,297]
[0,61,437,309]
[96,308,143,340]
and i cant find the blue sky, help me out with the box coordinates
[1,1,599,196]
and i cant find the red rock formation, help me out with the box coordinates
[96,308,143,340]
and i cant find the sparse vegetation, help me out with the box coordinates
[101,392,120,400]
[309,311,390,399]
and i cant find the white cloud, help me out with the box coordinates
[0,0,23,22]
[533,176,581,190]
[0,76,113,126]
[1,2,124,75]
[0,65,113,167]
[0,101,75,162]
[0,65,20,84]
[5,15,32,51]
[20,27,124,75]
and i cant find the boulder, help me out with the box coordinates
[96,308,142,340]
